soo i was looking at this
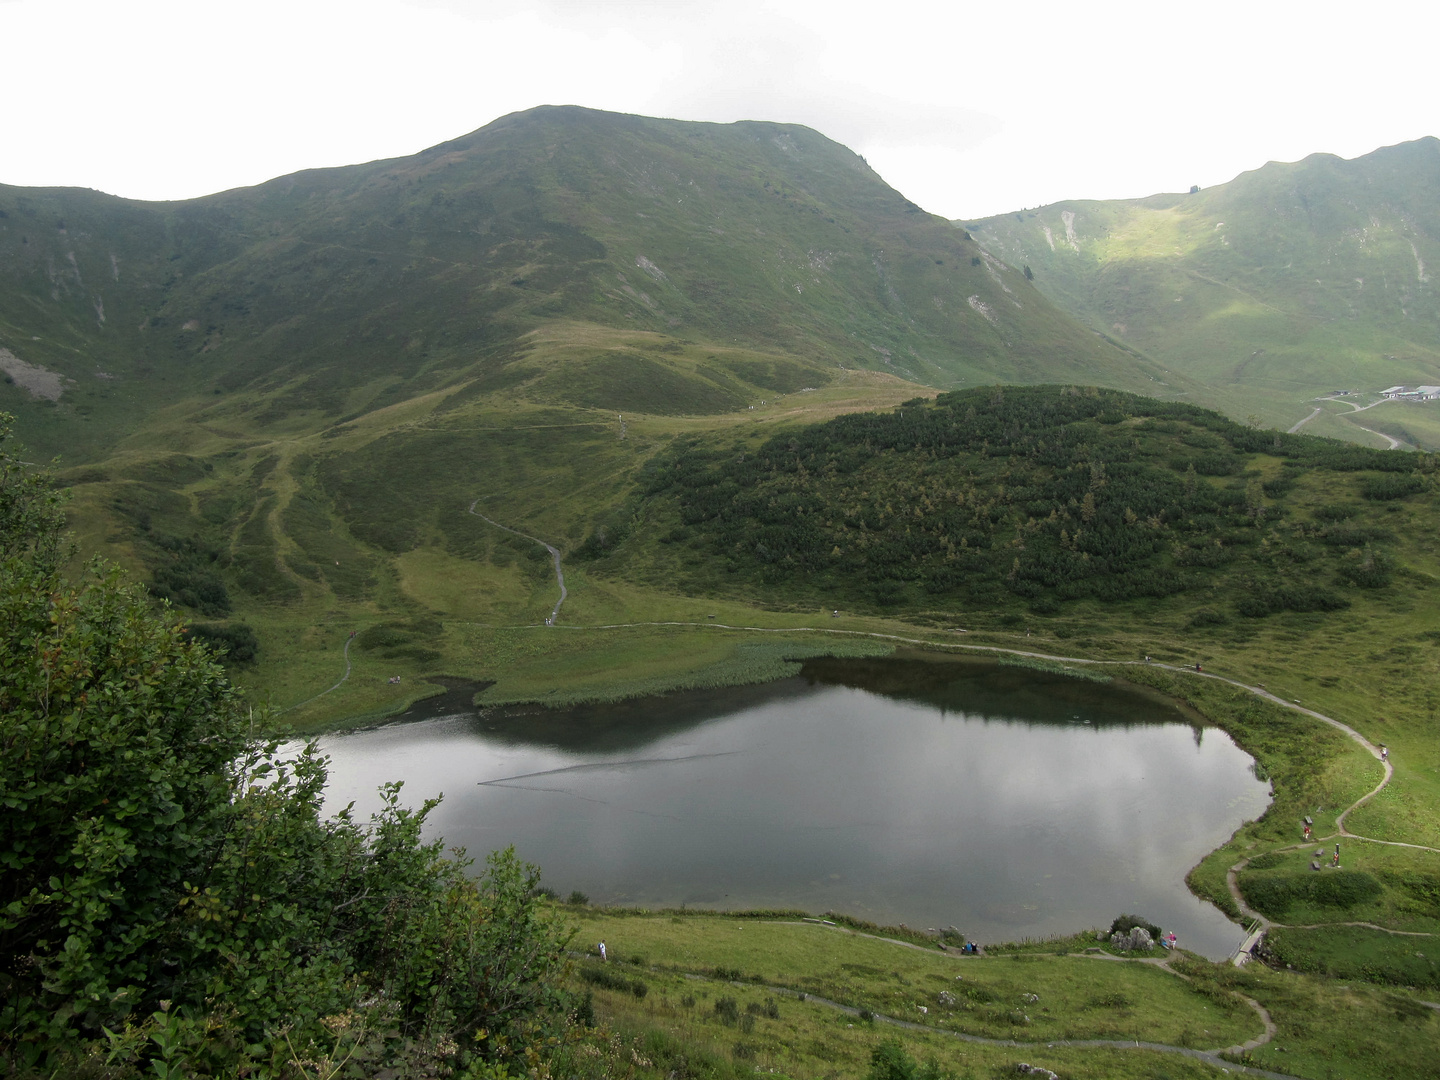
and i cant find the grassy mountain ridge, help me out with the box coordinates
[968,136,1440,444]
[0,106,1169,465]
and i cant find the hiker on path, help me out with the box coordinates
[1381,745,1388,761]
[599,940,607,961]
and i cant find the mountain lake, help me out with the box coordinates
[309,656,1272,959]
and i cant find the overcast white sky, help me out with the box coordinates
[2,0,1436,220]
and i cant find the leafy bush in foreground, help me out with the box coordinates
[867,1038,959,1080]
[0,414,572,1076]
[1109,913,1163,940]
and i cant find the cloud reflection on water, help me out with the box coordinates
[313,662,1270,959]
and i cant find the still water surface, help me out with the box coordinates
[314,658,1271,959]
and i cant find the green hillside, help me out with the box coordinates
[631,385,1429,616]
[3,111,1435,742]
[0,105,1197,718]
[968,137,1440,445]
[0,106,1169,466]
[4,109,1440,1079]
[9,397,1440,1080]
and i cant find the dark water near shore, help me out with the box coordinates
[312,658,1271,959]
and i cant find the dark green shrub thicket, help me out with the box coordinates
[1239,870,1384,917]
[0,416,572,1077]
[108,491,240,617]
[866,1038,958,1080]
[1244,851,1288,871]
[184,621,260,664]
[579,965,649,999]
[573,510,632,560]
[1188,607,1229,628]
[644,385,1431,614]
[146,533,232,616]
[1335,546,1395,588]
[1360,473,1426,500]
[1234,581,1350,617]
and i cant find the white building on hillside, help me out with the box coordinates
[1380,385,1440,401]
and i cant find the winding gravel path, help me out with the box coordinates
[660,949,1292,1080]
[1329,397,1406,449]
[280,634,354,713]
[282,503,571,713]
[1351,422,1403,450]
[781,920,1282,1059]
[468,501,567,625]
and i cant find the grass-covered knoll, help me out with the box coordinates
[1239,867,1386,918]
[634,384,1434,615]
[969,137,1440,441]
[1239,842,1440,931]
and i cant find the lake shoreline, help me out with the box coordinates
[307,654,1273,959]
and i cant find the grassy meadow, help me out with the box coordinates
[539,907,1439,1080]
